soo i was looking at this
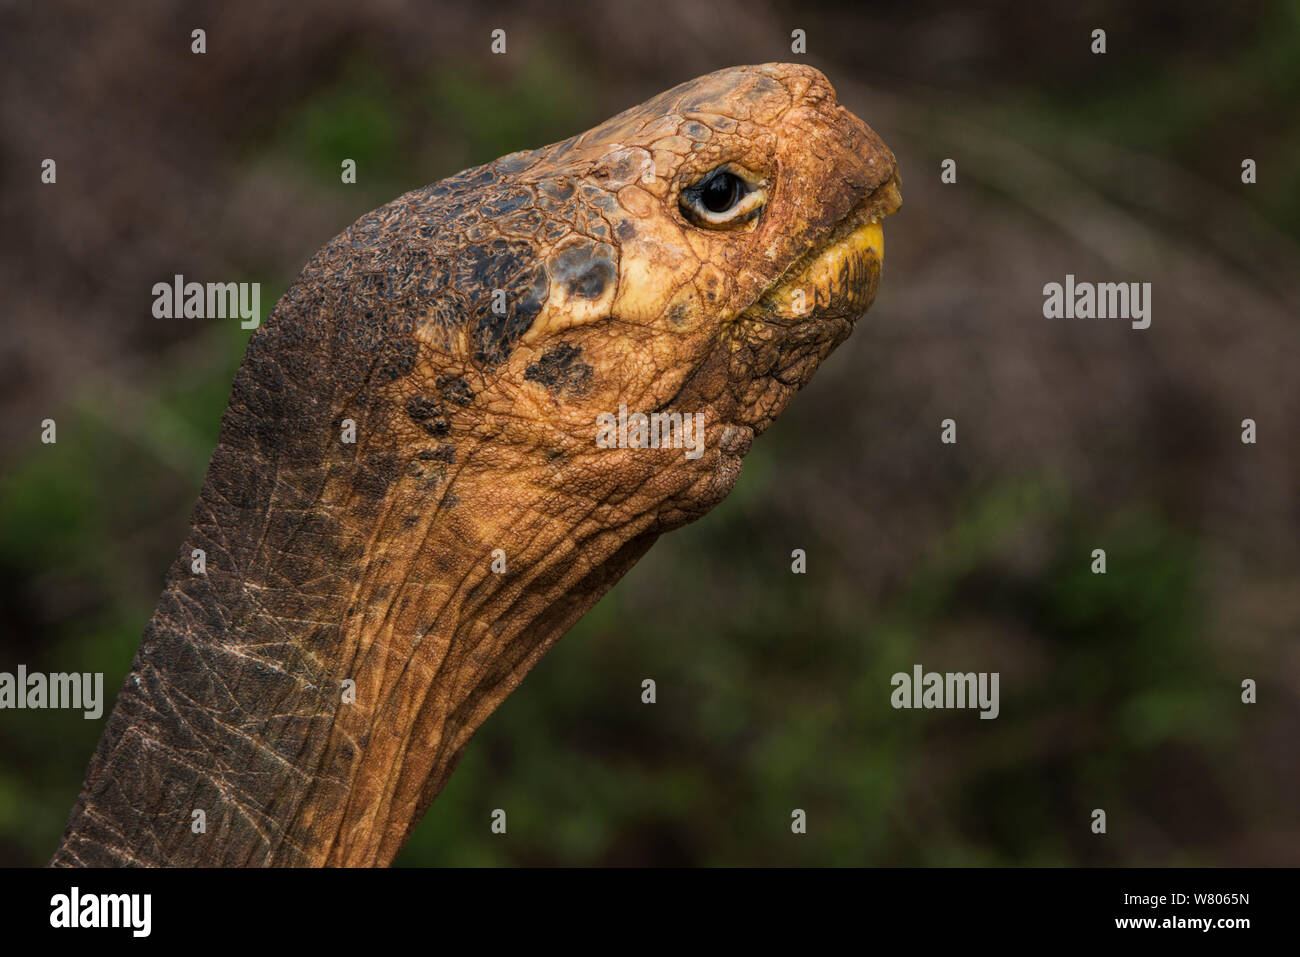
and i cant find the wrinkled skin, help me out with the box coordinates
[53,63,900,867]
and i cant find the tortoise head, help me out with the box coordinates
[454,62,901,525]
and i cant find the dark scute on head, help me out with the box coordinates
[464,165,499,190]
[500,208,545,236]
[681,120,713,141]
[538,177,576,206]
[549,238,616,301]
[667,301,692,327]
[416,444,456,463]
[376,337,418,382]
[480,187,533,219]
[525,342,594,397]
[405,395,441,421]
[438,376,474,406]
[541,221,570,243]
[580,213,612,243]
[465,244,549,365]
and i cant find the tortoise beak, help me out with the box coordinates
[743,173,900,324]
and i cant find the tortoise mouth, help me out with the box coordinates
[651,175,900,424]
[743,174,900,325]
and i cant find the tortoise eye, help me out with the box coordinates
[680,165,766,228]
[700,172,745,212]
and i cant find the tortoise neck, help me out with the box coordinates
[53,438,656,866]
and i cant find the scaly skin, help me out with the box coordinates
[52,63,900,867]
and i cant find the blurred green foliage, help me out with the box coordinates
[1003,0,1300,242]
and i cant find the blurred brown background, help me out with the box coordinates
[0,0,1297,866]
